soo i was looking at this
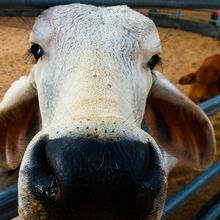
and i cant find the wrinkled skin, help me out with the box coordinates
[179,54,220,103]
[0,4,216,220]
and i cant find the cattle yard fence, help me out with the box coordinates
[147,8,220,39]
[0,1,220,220]
[1,2,220,38]
[148,8,220,26]
[0,0,219,9]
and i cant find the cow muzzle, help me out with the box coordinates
[20,135,166,220]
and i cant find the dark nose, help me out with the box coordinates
[198,98,207,103]
[24,137,164,219]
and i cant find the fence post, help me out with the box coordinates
[175,9,181,18]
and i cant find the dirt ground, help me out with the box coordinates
[0,16,220,220]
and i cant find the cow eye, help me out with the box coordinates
[30,44,44,61]
[147,54,160,70]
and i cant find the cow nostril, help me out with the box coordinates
[45,177,58,199]
[23,137,60,202]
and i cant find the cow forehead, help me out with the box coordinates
[30,4,160,128]
[31,4,161,56]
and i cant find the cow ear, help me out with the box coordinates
[144,71,216,170]
[0,75,41,170]
[178,73,196,84]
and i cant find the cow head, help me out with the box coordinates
[0,4,215,220]
[179,54,220,103]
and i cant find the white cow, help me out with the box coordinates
[0,4,215,220]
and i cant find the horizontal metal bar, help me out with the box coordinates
[0,184,18,220]
[196,9,218,12]
[199,95,220,116]
[150,13,220,38]
[162,160,220,219]
[201,203,220,220]
[0,0,220,9]
[192,190,220,220]
[149,11,212,23]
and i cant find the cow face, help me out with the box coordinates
[179,54,220,103]
[0,4,215,220]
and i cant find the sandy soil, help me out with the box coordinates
[0,17,220,219]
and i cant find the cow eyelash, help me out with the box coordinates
[27,43,44,62]
[147,54,161,70]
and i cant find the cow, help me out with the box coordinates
[0,4,216,220]
[178,54,220,103]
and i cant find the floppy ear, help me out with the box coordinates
[178,73,196,85]
[144,71,216,170]
[0,75,41,170]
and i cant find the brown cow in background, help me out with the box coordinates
[178,54,220,103]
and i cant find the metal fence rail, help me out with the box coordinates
[200,95,220,116]
[0,0,220,9]
[149,12,220,38]
[192,190,220,220]
[0,184,18,220]
[148,9,216,24]
[162,160,220,219]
